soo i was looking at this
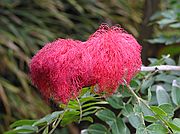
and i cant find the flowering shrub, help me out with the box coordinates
[30,24,142,104]
[5,24,180,134]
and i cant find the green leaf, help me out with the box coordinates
[107,95,124,109]
[155,74,177,84]
[87,124,108,134]
[43,126,49,134]
[122,104,133,116]
[148,36,167,44]
[148,87,152,102]
[14,125,38,133]
[164,57,176,65]
[170,23,180,28]
[80,96,97,104]
[96,109,130,134]
[61,110,79,126]
[118,85,132,97]
[10,120,36,128]
[173,118,180,127]
[79,87,90,97]
[141,78,155,93]
[111,117,130,134]
[171,79,180,105]
[159,103,174,117]
[128,113,143,129]
[136,124,148,134]
[82,101,108,108]
[157,19,176,28]
[150,106,167,116]
[144,116,157,123]
[147,123,168,134]
[156,85,171,105]
[139,101,154,116]
[81,116,93,123]
[172,118,180,133]
[168,122,180,132]
[33,111,63,126]
[4,125,38,134]
[95,109,116,126]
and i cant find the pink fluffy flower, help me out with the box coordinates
[29,39,92,104]
[29,24,142,104]
[85,24,142,95]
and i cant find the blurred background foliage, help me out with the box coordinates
[0,0,179,133]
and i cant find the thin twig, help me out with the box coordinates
[49,109,68,134]
[75,96,82,124]
[141,65,180,72]
[124,79,173,134]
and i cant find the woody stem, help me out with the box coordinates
[141,65,180,72]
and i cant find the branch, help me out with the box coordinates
[141,65,180,72]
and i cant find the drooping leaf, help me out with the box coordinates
[95,109,116,126]
[107,95,124,109]
[128,113,143,129]
[121,104,133,116]
[87,124,109,134]
[171,79,180,105]
[155,74,177,84]
[139,101,154,116]
[81,116,93,123]
[141,78,155,93]
[7,125,38,134]
[147,123,168,134]
[10,120,36,128]
[111,117,130,134]
[33,111,63,126]
[156,85,171,105]
[136,124,148,134]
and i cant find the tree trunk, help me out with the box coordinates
[139,0,161,64]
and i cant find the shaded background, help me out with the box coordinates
[0,0,179,133]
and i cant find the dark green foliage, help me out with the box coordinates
[5,57,180,134]
[148,0,180,57]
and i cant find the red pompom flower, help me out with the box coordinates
[30,39,92,104]
[29,24,142,104]
[85,24,142,95]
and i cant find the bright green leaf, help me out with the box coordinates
[159,103,174,117]
[81,116,93,123]
[144,116,157,123]
[150,106,167,116]
[167,122,180,132]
